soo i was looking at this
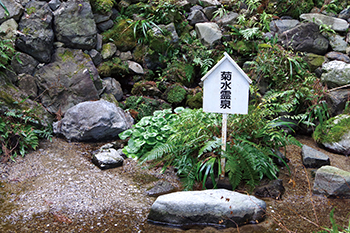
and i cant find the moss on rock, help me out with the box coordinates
[163,84,187,104]
[313,114,350,144]
[186,91,203,109]
[122,95,170,122]
[102,18,137,52]
[98,57,129,77]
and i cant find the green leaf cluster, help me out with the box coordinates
[118,108,180,159]
[0,37,16,74]
[0,107,53,162]
[129,105,300,191]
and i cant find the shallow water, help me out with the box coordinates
[0,136,349,232]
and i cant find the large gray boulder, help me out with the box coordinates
[321,60,350,88]
[16,0,54,63]
[53,100,134,141]
[0,0,24,24]
[279,23,329,55]
[53,0,97,50]
[300,13,349,32]
[35,47,103,115]
[195,22,222,47]
[148,189,266,228]
[313,166,350,198]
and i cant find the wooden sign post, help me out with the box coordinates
[201,52,252,179]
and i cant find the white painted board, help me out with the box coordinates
[202,53,251,114]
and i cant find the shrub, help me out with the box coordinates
[0,106,52,162]
[123,106,301,191]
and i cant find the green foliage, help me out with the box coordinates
[97,57,129,77]
[121,96,171,122]
[0,107,53,162]
[135,106,300,191]
[119,108,180,159]
[318,208,350,233]
[313,114,350,144]
[90,0,115,14]
[245,43,310,90]
[265,0,314,18]
[102,18,137,51]
[0,36,16,74]
[319,23,336,37]
[158,35,217,86]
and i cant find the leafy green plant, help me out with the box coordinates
[0,36,16,74]
[319,23,336,37]
[137,106,300,191]
[0,107,53,162]
[0,0,9,16]
[118,108,181,159]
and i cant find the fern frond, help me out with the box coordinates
[198,137,221,157]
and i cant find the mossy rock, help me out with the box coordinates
[102,18,137,52]
[163,84,187,105]
[90,0,115,14]
[122,95,171,122]
[313,114,350,155]
[97,57,129,77]
[131,81,162,97]
[303,53,325,72]
[186,91,203,109]
[227,40,256,55]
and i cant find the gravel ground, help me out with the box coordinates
[0,136,349,233]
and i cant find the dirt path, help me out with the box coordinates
[0,136,349,232]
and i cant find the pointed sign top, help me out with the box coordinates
[201,52,252,84]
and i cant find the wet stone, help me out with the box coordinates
[146,180,175,197]
[92,144,124,170]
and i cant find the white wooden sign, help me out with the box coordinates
[201,52,252,179]
[201,52,252,114]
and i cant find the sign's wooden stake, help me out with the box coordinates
[220,113,227,179]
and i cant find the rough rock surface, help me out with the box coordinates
[301,145,330,168]
[327,89,350,115]
[53,0,97,49]
[279,22,329,55]
[35,47,102,115]
[0,0,24,24]
[321,60,350,88]
[300,13,349,32]
[16,0,54,63]
[53,100,133,141]
[254,179,285,200]
[148,189,266,228]
[313,166,350,198]
[195,22,222,47]
[146,180,175,197]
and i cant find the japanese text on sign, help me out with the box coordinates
[220,71,232,109]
